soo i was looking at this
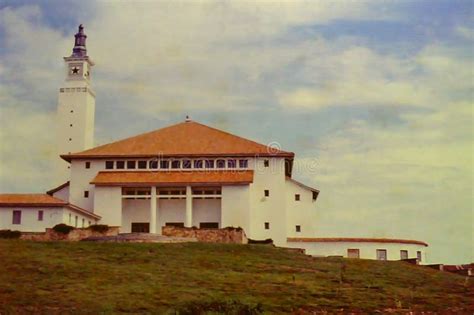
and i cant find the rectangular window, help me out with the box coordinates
[75,216,78,227]
[82,218,85,228]
[216,159,226,168]
[239,159,248,168]
[105,161,114,169]
[312,191,319,201]
[264,222,270,230]
[400,250,408,260]
[417,251,422,262]
[138,161,147,169]
[116,161,125,169]
[165,222,185,228]
[227,159,237,168]
[171,160,181,169]
[376,249,387,261]
[199,222,219,229]
[295,225,301,232]
[205,159,214,168]
[84,191,89,198]
[149,160,158,169]
[264,159,269,167]
[85,161,91,169]
[12,210,21,225]
[160,160,169,169]
[69,213,71,224]
[194,160,203,169]
[295,194,300,201]
[127,161,136,169]
[348,249,360,259]
[182,160,192,169]
[38,210,44,221]
[88,221,91,226]
[264,189,269,197]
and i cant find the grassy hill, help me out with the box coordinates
[0,240,472,314]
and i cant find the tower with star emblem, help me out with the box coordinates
[56,24,96,183]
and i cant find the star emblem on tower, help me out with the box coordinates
[71,67,80,74]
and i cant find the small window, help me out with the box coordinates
[264,159,269,167]
[165,222,185,228]
[70,110,74,113]
[227,159,237,168]
[149,160,158,169]
[85,161,90,169]
[295,194,300,201]
[116,161,125,169]
[75,216,78,227]
[138,161,147,169]
[82,218,85,228]
[348,249,360,259]
[264,222,270,230]
[70,124,73,127]
[88,221,91,226]
[295,225,301,232]
[69,213,72,224]
[171,160,181,169]
[200,222,219,229]
[205,159,214,168]
[417,251,422,262]
[194,160,203,169]
[239,159,248,168]
[127,161,136,169]
[216,159,226,168]
[69,138,72,141]
[264,189,269,197]
[12,210,21,225]
[182,160,192,169]
[400,250,408,260]
[312,191,319,201]
[38,210,44,221]
[105,161,114,169]
[376,249,387,261]
[84,191,89,198]
[160,160,169,169]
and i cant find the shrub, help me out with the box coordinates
[175,300,263,314]
[53,224,75,234]
[0,230,21,239]
[88,224,109,233]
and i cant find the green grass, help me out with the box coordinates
[0,240,472,314]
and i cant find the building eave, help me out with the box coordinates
[287,237,428,247]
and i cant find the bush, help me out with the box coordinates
[175,300,263,314]
[0,230,21,239]
[53,224,75,234]
[88,224,109,233]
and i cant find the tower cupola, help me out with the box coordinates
[72,24,87,57]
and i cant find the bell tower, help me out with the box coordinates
[56,24,96,183]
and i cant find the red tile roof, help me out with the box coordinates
[287,237,428,247]
[0,194,100,219]
[62,121,294,162]
[91,170,254,186]
[0,194,67,207]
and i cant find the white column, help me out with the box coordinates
[150,186,157,233]
[185,186,193,227]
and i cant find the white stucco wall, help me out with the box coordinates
[51,184,70,202]
[69,159,105,211]
[221,185,250,232]
[248,157,287,246]
[0,207,64,232]
[93,186,122,227]
[192,199,221,228]
[158,199,186,230]
[285,179,318,238]
[122,199,150,233]
[286,241,428,263]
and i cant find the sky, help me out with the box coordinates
[0,0,472,264]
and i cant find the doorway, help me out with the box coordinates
[131,222,150,233]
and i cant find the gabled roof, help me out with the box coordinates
[61,121,294,162]
[47,181,70,196]
[91,170,254,186]
[0,194,100,219]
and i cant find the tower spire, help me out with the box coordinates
[72,24,87,57]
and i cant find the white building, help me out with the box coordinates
[0,25,428,262]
